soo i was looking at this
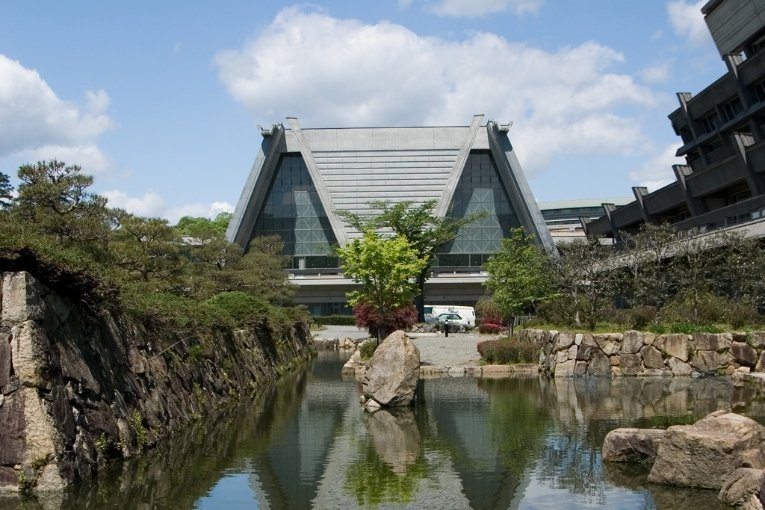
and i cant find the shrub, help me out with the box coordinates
[620,306,658,330]
[200,291,271,328]
[660,291,725,325]
[537,296,578,327]
[726,301,759,329]
[353,303,417,339]
[312,315,356,326]
[475,296,503,325]
[477,338,539,364]
[478,323,502,334]
[359,340,378,361]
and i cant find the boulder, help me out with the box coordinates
[648,411,765,489]
[718,468,763,510]
[602,428,666,464]
[362,331,420,407]
[341,349,367,376]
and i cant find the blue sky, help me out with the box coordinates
[1,0,722,222]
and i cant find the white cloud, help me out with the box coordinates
[103,190,166,218]
[428,0,544,17]
[215,7,658,175]
[103,189,234,224]
[398,0,413,9]
[10,144,112,175]
[667,1,713,47]
[640,62,671,84]
[0,55,113,171]
[628,143,684,191]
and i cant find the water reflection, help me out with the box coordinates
[4,352,762,509]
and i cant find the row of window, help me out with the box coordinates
[250,150,526,271]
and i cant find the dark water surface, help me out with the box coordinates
[6,351,765,509]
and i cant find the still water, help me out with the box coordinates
[11,351,765,509]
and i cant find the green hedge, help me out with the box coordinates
[311,315,356,326]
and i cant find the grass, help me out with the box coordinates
[521,321,765,334]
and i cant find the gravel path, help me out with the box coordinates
[315,325,493,366]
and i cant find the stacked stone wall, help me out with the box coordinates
[0,272,314,494]
[522,328,765,378]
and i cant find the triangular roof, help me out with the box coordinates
[226,115,554,252]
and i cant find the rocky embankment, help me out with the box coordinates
[0,271,314,495]
[603,410,765,508]
[523,328,765,377]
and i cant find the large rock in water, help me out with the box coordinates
[362,330,420,407]
[647,411,765,489]
[602,428,666,464]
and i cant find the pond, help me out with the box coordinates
[5,351,765,509]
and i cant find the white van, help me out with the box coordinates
[424,305,475,328]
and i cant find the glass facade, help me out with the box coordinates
[436,151,520,269]
[251,154,338,270]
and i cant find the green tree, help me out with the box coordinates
[0,172,12,209]
[110,210,181,283]
[484,228,556,335]
[718,231,765,307]
[551,238,618,330]
[338,200,485,321]
[618,223,678,310]
[14,160,110,244]
[231,235,295,304]
[174,212,232,237]
[337,230,427,341]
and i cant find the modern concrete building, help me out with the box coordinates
[226,114,553,315]
[584,0,765,240]
[539,197,631,243]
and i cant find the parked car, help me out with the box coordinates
[436,312,472,330]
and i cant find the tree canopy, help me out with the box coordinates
[337,199,485,320]
[0,160,301,333]
[483,228,556,333]
[0,172,12,209]
[337,230,427,341]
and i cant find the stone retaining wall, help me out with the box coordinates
[0,272,314,494]
[520,328,765,378]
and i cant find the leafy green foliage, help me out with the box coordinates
[14,160,111,244]
[359,340,378,361]
[110,210,181,283]
[0,160,305,336]
[337,230,427,340]
[199,292,271,328]
[484,228,556,327]
[337,199,486,319]
[175,212,232,237]
[551,238,619,330]
[0,171,12,209]
[311,315,356,326]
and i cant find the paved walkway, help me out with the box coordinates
[314,325,492,366]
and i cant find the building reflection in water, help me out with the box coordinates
[45,351,762,510]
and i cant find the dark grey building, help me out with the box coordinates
[584,0,765,240]
[226,115,553,315]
